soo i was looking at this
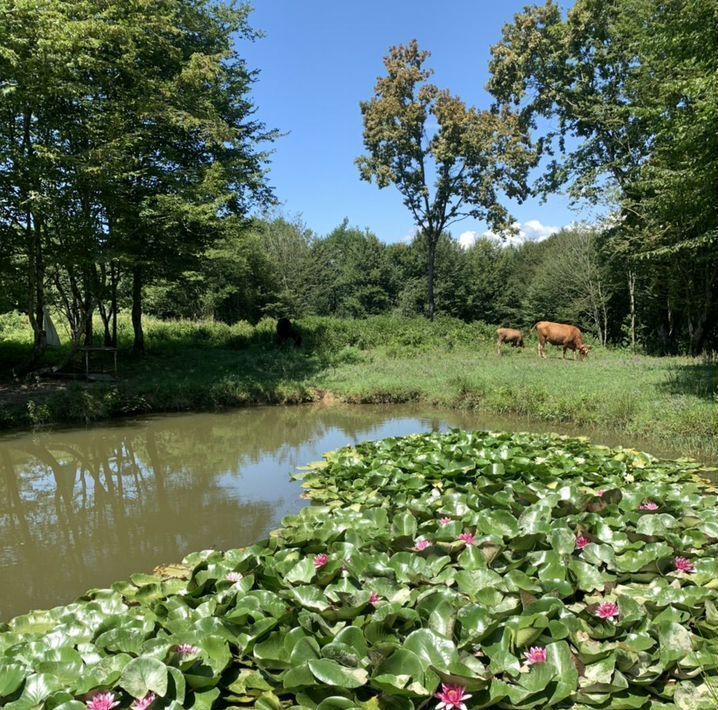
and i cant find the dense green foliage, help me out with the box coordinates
[0,0,275,360]
[142,217,713,353]
[1,0,716,366]
[488,0,718,354]
[1,430,717,708]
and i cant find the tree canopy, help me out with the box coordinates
[488,0,718,352]
[0,1,716,362]
[357,40,538,319]
[0,0,276,361]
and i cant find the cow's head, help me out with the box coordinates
[579,344,591,360]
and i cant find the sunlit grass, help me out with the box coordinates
[0,313,715,459]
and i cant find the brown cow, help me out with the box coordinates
[496,327,524,355]
[535,321,590,360]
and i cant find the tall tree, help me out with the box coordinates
[357,40,537,319]
[310,220,396,318]
[89,0,276,353]
[622,0,718,352]
[0,0,72,367]
[259,215,317,318]
[0,0,276,365]
[488,0,647,204]
[489,0,718,352]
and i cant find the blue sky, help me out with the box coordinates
[240,1,594,244]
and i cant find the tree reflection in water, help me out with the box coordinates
[0,404,466,620]
[0,403,706,621]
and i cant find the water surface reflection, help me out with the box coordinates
[0,404,712,620]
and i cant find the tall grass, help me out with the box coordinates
[0,312,496,359]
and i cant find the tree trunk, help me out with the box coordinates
[591,304,602,346]
[427,235,437,321]
[97,265,112,346]
[99,303,112,346]
[597,280,609,346]
[111,262,118,348]
[50,270,83,374]
[98,261,119,347]
[601,300,609,347]
[16,215,47,376]
[131,264,144,355]
[19,109,46,371]
[30,217,46,360]
[83,268,94,347]
[628,269,636,351]
[687,265,714,355]
[666,295,674,349]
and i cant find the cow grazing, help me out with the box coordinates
[276,317,302,348]
[496,327,524,355]
[534,321,590,360]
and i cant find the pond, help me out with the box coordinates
[0,403,713,621]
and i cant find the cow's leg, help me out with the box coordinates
[562,346,567,359]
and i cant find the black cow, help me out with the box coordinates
[276,317,302,348]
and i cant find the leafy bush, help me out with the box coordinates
[298,316,494,355]
[0,310,28,339]
[109,314,495,356]
[1,431,717,708]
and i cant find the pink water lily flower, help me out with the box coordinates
[575,535,591,550]
[674,556,696,574]
[639,501,659,511]
[458,532,476,546]
[595,602,620,620]
[132,693,157,710]
[86,693,120,710]
[439,517,453,526]
[523,646,548,665]
[369,591,382,607]
[414,537,432,552]
[226,572,243,584]
[176,643,200,656]
[313,553,329,568]
[435,683,472,710]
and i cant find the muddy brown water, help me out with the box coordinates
[0,404,714,621]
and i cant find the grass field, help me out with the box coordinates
[0,313,715,458]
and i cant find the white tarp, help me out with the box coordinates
[43,308,61,348]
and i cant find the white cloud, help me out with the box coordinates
[401,226,419,244]
[458,231,480,249]
[522,219,560,240]
[458,220,561,249]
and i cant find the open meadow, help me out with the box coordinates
[1,314,714,460]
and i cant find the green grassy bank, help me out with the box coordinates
[0,313,715,458]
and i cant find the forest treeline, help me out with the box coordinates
[0,0,716,363]
[141,216,712,354]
